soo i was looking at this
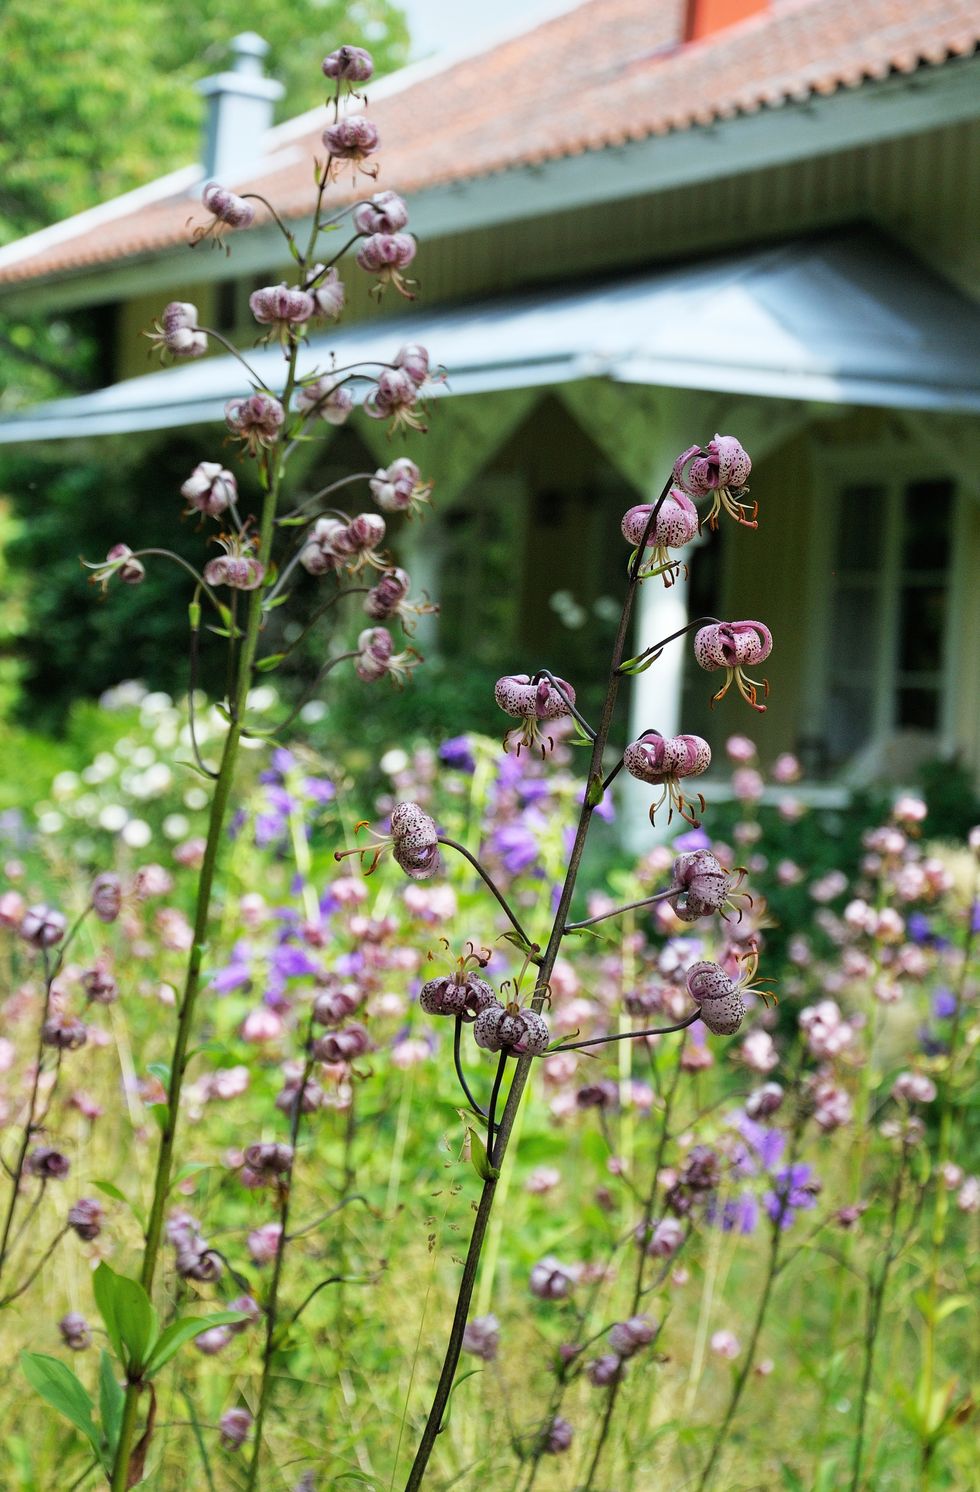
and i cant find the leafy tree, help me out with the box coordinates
[0,0,408,243]
[0,0,409,403]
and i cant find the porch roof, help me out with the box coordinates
[2,230,978,446]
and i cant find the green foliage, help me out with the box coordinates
[19,1352,104,1464]
[92,1262,247,1381]
[0,0,408,245]
[2,433,248,724]
[0,1,408,406]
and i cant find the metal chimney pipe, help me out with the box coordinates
[196,33,284,184]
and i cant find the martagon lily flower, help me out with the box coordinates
[673,435,755,528]
[335,802,442,879]
[694,621,772,712]
[686,944,776,1035]
[494,673,576,756]
[669,849,749,922]
[620,489,698,584]
[623,730,711,826]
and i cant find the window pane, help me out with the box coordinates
[897,687,939,730]
[831,583,879,657]
[899,585,946,674]
[826,682,875,761]
[903,480,952,571]
[836,486,885,571]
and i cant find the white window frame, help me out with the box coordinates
[806,445,967,781]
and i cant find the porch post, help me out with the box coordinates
[621,550,692,852]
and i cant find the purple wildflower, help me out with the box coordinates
[764,1164,818,1228]
[439,736,476,773]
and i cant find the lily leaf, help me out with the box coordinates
[19,1353,101,1459]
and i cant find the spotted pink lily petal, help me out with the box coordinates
[494,673,575,757]
[694,621,772,712]
[623,731,711,827]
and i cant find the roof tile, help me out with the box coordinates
[1,0,977,288]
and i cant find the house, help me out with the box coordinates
[1,0,978,833]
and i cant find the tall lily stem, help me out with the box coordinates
[695,1102,805,1492]
[916,877,976,1484]
[0,910,91,1283]
[401,479,675,1491]
[579,1037,686,1490]
[109,344,300,1492]
[848,1143,908,1492]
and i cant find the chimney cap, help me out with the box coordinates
[196,32,284,103]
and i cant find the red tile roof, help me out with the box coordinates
[1,0,976,288]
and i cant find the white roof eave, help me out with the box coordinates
[2,230,978,446]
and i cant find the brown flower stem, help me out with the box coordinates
[485,1054,510,1163]
[280,473,377,520]
[0,911,91,1283]
[529,669,597,741]
[402,475,676,1492]
[288,1195,371,1243]
[0,1225,68,1308]
[252,651,358,738]
[453,1018,488,1119]
[266,588,368,659]
[125,550,225,615]
[437,837,538,953]
[617,615,722,675]
[548,1012,699,1054]
[564,886,676,932]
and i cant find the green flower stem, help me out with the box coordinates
[402,478,674,1492]
[110,351,298,1492]
[849,1143,908,1492]
[917,877,976,1484]
[695,1105,805,1492]
[245,1034,317,1491]
[580,1039,685,1491]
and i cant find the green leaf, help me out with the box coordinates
[934,1295,971,1325]
[172,1161,213,1187]
[255,653,285,672]
[93,1263,158,1374]
[148,1102,169,1133]
[91,1179,145,1230]
[115,1276,159,1373]
[143,1312,249,1379]
[438,1368,481,1433]
[92,1179,128,1206]
[98,1351,125,1464]
[585,773,604,807]
[779,1465,805,1492]
[174,757,219,780]
[4,1434,35,1490]
[147,1061,170,1086]
[813,1459,840,1492]
[19,1353,100,1458]
[467,1128,499,1182]
[93,1262,124,1363]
